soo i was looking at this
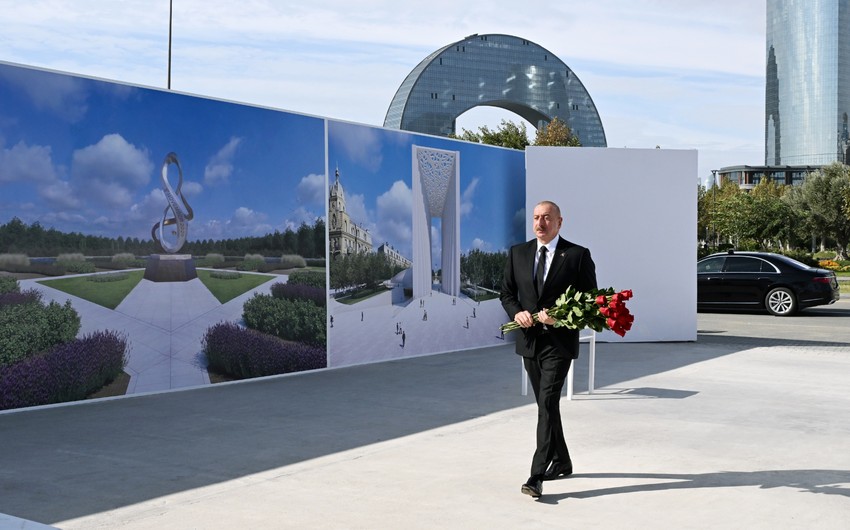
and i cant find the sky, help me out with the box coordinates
[0,0,767,187]
[0,62,326,243]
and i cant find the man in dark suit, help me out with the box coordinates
[500,200,597,498]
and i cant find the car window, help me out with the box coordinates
[697,257,725,273]
[724,257,762,272]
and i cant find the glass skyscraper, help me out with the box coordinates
[766,0,850,165]
[384,34,606,147]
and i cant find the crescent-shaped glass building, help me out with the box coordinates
[383,33,606,147]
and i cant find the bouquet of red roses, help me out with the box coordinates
[501,286,634,337]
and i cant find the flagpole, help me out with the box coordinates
[167,0,173,89]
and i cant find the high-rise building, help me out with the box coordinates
[766,0,850,166]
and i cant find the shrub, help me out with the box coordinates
[305,258,326,268]
[242,293,326,346]
[59,261,96,274]
[57,253,86,263]
[203,322,325,379]
[0,330,128,410]
[244,253,265,262]
[111,252,136,263]
[270,282,326,307]
[0,254,30,269]
[0,289,43,307]
[236,259,265,271]
[819,259,840,270]
[205,253,225,265]
[213,260,240,269]
[56,252,95,274]
[94,260,145,270]
[0,299,81,366]
[210,270,241,280]
[287,270,325,288]
[88,272,129,283]
[280,254,307,269]
[0,275,18,295]
[778,249,817,267]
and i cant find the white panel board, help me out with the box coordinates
[525,147,697,342]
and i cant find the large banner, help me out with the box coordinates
[0,62,527,410]
[326,121,525,367]
[0,62,327,405]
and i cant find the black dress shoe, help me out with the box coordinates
[543,461,573,480]
[521,477,543,497]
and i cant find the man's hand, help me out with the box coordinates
[514,310,535,328]
[537,308,555,326]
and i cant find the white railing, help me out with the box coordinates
[521,330,596,400]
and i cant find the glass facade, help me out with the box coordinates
[384,34,606,147]
[766,0,850,165]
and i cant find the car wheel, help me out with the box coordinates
[765,287,796,316]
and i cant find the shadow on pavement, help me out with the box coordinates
[536,469,850,504]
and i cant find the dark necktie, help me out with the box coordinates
[536,246,547,294]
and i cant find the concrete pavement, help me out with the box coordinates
[1,299,849,529]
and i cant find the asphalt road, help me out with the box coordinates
[698,295,850,343]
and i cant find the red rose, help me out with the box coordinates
[600,307,610,317]
[595,295,607,306]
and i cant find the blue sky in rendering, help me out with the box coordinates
[0,62,325,242]
[328,120,524,266]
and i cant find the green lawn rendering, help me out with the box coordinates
[196,269,276,303]
[39,270,145,310]
[38,269,279,310]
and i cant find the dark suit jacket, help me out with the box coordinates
[500,236,597,359]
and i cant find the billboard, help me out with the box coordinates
[0,62,527,409]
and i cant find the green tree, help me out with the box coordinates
[697,184,710,244]
[749,179,797,249]
[312,218,325,259]
[453,119,530,149]
[712,181,757,247]
[533,117,581,146]
[785,162,850,259]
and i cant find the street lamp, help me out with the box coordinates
[711,169,718,248]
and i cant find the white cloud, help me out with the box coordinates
[180,180,203,197]
[343,192,369,230]
[460,176,479,217]
[282,206,321,231]
[332,123,383,171]
[296,172,325,206]
[470,237,492,252]
[374,180,412,248]
[0,140,59,183]
[226,206,272,235]
[38,180,80,209]
[71,133,153,209]
[204,136,242,186]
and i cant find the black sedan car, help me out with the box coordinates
[697,251,840,316]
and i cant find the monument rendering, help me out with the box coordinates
[411,145,460,298]
[144,152,197,282]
